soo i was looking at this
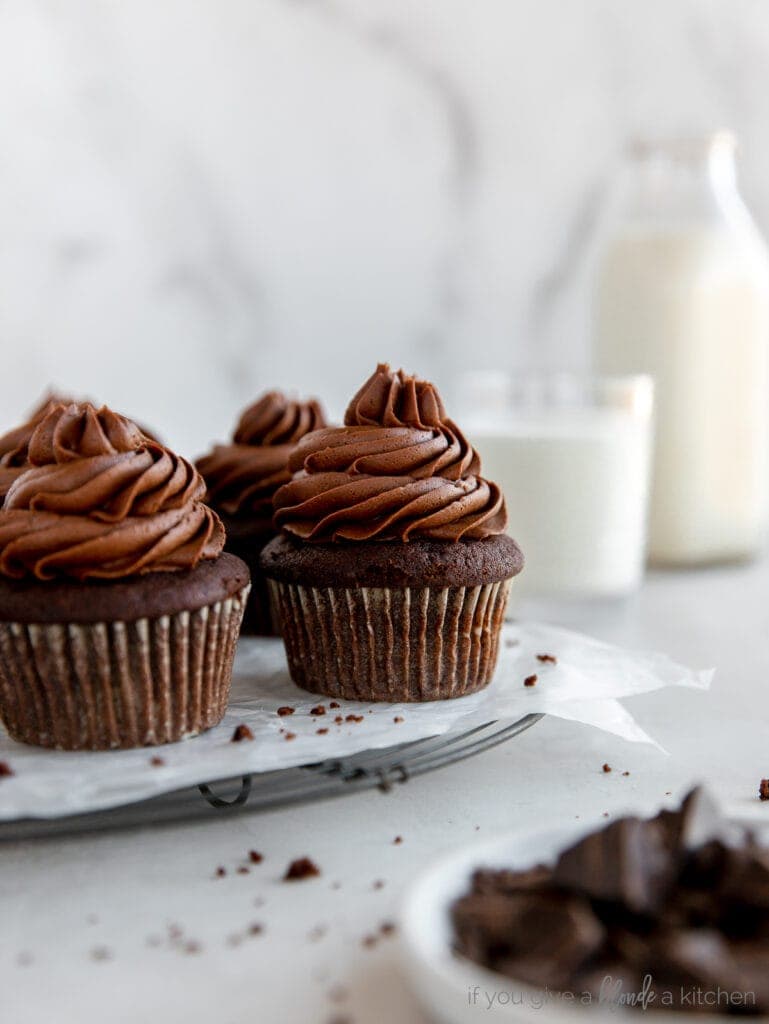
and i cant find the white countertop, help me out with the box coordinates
[3,559,769,1024]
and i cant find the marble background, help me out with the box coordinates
[1,0,769,456]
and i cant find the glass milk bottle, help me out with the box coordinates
[594,133,769,565]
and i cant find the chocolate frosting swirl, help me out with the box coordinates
[0,392,160,503]
[0,394,72,502]
[233,391,325,446]
[273,363,507,542]
[0,403,224,580]
[197,391,326,523]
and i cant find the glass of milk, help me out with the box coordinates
[459,372,654,599]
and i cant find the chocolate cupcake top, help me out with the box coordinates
[273,363,507,542]
[197,391,326,528]
[0,403,224,580]
[0,394,71,502]
[0,393,160,504]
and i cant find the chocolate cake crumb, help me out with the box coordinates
[90,946,112,962]
[602,811,610,817]
[308,925,327,942]
[602,763,612,773]
[372,879,385,890]
[310,705,326,716]
[379,921,396,937]
[622,771,630,776]
[248,923,263,937]
[184,941,201,955]
[393,835,403,845]
[345,714,364,723]
[317,727,329,735]
[393,716,404,724]
[284,732,296,741]
[0,761,14,778]
[277,706,295,717]
[232,724,254,742]
[284,857,320,881]
[237,866,250,875]
[334,715,344,724]
[760,779,769,801]
[524,674,537,687]
[215,866,227,878]
[361,934,377,949]
[150,756,165,767]
[248,850,263,864]
[329,701,340,709]
[536,653,557,664]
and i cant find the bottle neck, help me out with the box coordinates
[620,134,746,229]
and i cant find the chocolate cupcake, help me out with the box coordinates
[197,391,326,635]
[0,402,250,750]
[260,364,523,701]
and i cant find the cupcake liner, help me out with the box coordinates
[0,584,250,750]
[269,580,512,701]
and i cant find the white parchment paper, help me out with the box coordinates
[0,622,712,821]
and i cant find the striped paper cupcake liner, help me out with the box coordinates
[0,584,250,750]
[269,580,512,702]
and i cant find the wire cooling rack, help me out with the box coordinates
[0,714,543,841]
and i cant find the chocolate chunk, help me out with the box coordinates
[469,865,551,895]
[718,845,769,912]
[453,889,604,990]
[284,857,320,881]
[553,816,678,915]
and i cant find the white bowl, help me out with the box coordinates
[398,823,762,1024]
